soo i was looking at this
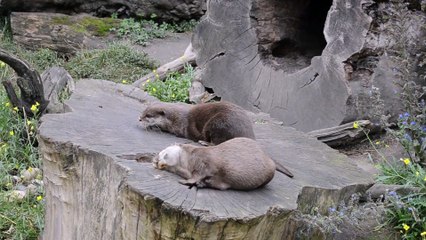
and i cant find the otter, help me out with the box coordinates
[152,138,280,190]
[139,101,255,145]
[140,101,294,178]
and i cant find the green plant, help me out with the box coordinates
[65,43,157,83]
[111,18,198,46]
[143,64,194,102]
[0,79,44,239]
[359,1,426,238]
[0,40,63,239]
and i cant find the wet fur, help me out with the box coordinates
[153,138,276,190]
[139,101,255,145]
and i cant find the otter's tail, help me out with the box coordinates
[274,161,294,178]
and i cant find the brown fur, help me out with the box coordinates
[139,101,255,145]
[153,138,277,190]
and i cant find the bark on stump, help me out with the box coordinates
[39,79,373,240]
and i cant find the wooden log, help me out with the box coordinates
[0,48,49,117]
[132,43,196,88]
[38,79,377,239]
[307,120,372,146]
[191,0,425,132]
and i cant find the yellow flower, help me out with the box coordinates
[13,106,18,112]
[353,121,359,129]
[122,80,128,84]
[402,223,410,231]
[0,61,5,68]
[152,69,157,73]
[416,171,420,176]
[152,88,157,93]
[9,130,14,136]
[424,176,426,181]
[36,195,43,201]
[28,167,33,173]
[35,101,40,107]
[401,158,411,165]
[375,141,380,145]
[146,79,150,83]
[5,102,10,107]
[172,93,175,98]
[30,104,38,112]
[421,231,426,236]
[155,74,160,78]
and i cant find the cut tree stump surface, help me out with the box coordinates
[39,79,374,239]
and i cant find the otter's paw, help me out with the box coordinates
[198,140,212,146]
[178,179,197,187]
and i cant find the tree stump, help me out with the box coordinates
[192,0,426,132]
[39,79,374,240]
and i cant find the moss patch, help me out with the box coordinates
[51,16,120,37]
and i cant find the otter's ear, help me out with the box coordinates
[158,110,165,116]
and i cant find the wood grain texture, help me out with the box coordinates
[39,79,373,240]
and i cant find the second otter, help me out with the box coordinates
[152,137,277,190]
[139,101,255,145]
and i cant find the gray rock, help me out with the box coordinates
[192,0,426,132]
[366,183,422,200]
[21,167,42,183]
[8,190,26,201]
[39,79,374,239]
[26,184,38,195]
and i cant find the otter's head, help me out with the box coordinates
[139,104,172,131]
[153,145,182,172]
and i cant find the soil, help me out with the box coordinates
[337,132,406,176]
[134,32,192,65]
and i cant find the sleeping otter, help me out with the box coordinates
[152,138,279,190]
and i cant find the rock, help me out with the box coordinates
[26,184,38,195]
[1,0,206,22]
[32,179,44,186]
[366,183,422,200]
[188,80,207,103]
[11,176,21,184]
[38,79,375,239]
[8,190,26,201]
[41,67,75,113]
[21,167,42,183]
[192,0,426,132]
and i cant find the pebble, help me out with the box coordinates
[9,190,26,201]
[21,167,42,183]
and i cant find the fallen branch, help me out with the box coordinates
[307,120,372,146]
[132,43,196,88]
[0,48,48,117]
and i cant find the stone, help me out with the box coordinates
[21,167,42,183]
[8,190,26,201]
[366,183,422,200]
[192,0,426,132]
[38,79,375,239]
[1,0,206,22]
